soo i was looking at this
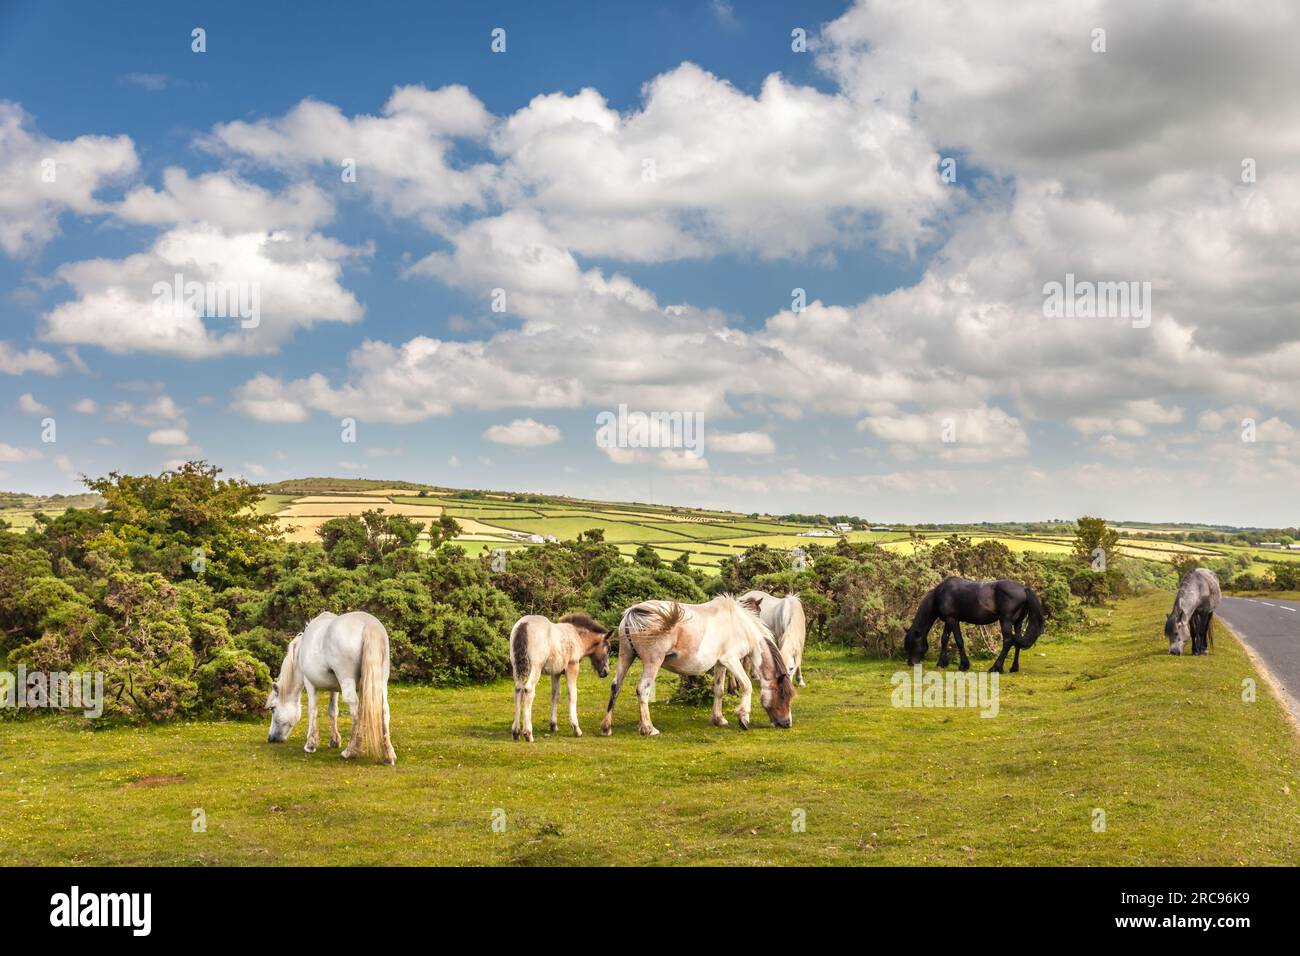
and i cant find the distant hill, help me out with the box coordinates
[0,491,105,511]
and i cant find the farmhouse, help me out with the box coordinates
[1260,542,1283,549]
[797,530,837,537]
[834,522,852,532]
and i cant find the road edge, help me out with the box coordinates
[1216,613,1300,739]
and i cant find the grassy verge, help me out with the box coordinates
[2,592,1297,865]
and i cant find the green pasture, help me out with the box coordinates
[3,592,1296,866]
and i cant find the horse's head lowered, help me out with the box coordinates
[1164,608,1190,655]
[903,625,928,666]
[561,612,612,678]
[265,636,303,742]
[757,637,796,728]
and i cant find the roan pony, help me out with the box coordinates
[601,595,794,736]
[1165,567,1221,656]
[903,576,1045,674]
[738,589,808,686]
[266,610,397,764]
[510,612,611,741]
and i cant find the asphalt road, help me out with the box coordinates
[1216,596,1300,720]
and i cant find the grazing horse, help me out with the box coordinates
[739,590,808,686]
[1165,568,1221,656]
[600,595,795,737]
[266,611,397,764]
[510,612,611,741]
[903,576,1046,674]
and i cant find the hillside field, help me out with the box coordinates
[231,481,1252,571]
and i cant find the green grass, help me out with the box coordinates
[2,592,1297,866]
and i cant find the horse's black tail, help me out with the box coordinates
[1018,587,1045,648]
[511,621,529,681]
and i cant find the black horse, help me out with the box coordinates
[903,576,1046,673]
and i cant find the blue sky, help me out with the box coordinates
[2,1,1299,525]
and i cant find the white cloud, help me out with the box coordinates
[708,431,775,455]
[0,341,60,375]
[72,398,98,414]
[0,444,42,463]
[106,393,185,428]
[0,102,137,255]
[42,223,366,357]
[482,418,562,447]
[858,406,1030,462]
[147,428,190,446]
[116,168,333,232]
[17,393,50,415]
[211,85,496,232]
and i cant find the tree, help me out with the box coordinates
[84,461,280,589]
[1072,516,1119,566]
[633,544,663,568]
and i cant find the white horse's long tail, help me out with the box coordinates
[355,619,389,759]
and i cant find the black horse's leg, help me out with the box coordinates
[1010,645,1021,673]
[952,621,971,671]
[990,617,1016,673]
[937,622,952,668]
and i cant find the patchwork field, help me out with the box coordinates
[240,483,1244,570]
[2,480,1291,576]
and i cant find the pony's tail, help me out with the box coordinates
[1019,587,1046,648]
[355,618,389,759]
[510,620,529,682]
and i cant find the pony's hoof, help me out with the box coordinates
[737,716,750,731]
[958,662,970,672]
[304,743,317,754]
[549,721,558,732]
[1009,665,1019,673]
[640,726,660,737]
[937,657,949,669]
[797,679,806,688]
[711,715,728,727]
[988,665,1003,674]
[599,724,613,736]
[572,727,583,738]
[524,732,534,743]
[340,750,356,760]
[328,738,341,749]
[382,751,397,765]
[512,729,520,740]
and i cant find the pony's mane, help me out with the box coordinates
[275,634,302,694]
[559,612,607,635]
[621,601,685,638]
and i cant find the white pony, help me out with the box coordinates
[510,612,611,741]
[739,590,808,686]
[601,595,795,737]
[266,611,396,764]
